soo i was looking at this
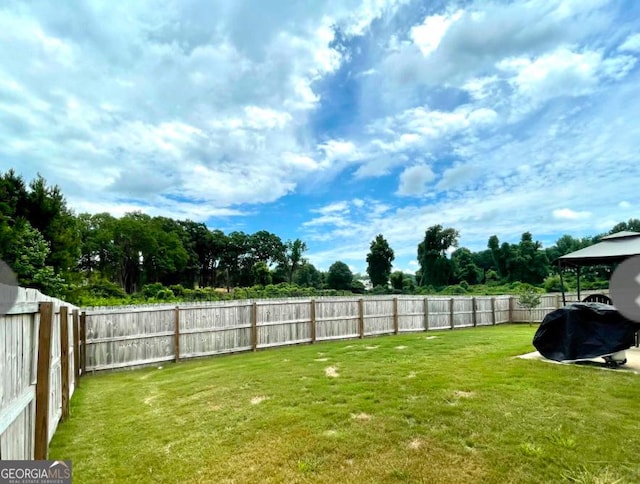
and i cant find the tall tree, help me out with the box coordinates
[488,235,508,279]
[452,247,482,285]
[283,239,307,283]
[417,225,459,287]
[294,262,322,288]
[326,261,353,290]
[505,232,549,284]
[24,175,80,273]
[250,231,286,267]
[366,234,395,288]
[3,219,66,296]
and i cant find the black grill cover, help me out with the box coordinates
[533,303,640,361]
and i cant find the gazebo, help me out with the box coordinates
[555,231,640,305]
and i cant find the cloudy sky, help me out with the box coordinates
[1,0,639,274]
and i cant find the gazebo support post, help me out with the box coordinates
[559,263,567,306]
[576,266,581,302]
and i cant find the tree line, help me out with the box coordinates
[365,220,639,294]
[1,170,637,304]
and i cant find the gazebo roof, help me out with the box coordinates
[556,231,640,267]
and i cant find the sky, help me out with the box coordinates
[1,0,639,275]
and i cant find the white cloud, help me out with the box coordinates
[552,208,592,220]
[410,10,463,57]
[619,32,640,52]
[397,164,435,196]
[498,47,636,109]
[619,201,632,209]
[437,163,483,191]
[312,201,350,215]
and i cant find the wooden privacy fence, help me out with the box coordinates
[82,292,599,372]
[0,287,82,460]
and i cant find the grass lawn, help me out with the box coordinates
[50,325,640,483]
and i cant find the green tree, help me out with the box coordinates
[4,219,66,297]
[326,261,353,290]
[24,175,80,273]
[488,235,508,279]
[418,225,459,287]
[294,262,322,288]
[452,247,482,285]
[283,239,307,283]
[506,232,549,284]
[252,261,272,286]
[390,270,404,291]
[366,234,395,288]
[250,230,286,267]
[518,288,542,326]
[609,218,640,234]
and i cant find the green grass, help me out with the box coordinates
[50,325,640,483]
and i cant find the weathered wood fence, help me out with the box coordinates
[0,288,81,460]
[82,292,599,372]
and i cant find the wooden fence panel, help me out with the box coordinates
[85,309,175,371]
[315,299,360,341]
[511,294,559,323]
[475,298,494,326]
[363,298,394,336]
[426,298,451,330]
[453,298,474,328]
[256,300,312,348]
[180,304,253,358]
[397,298,426,332]
[494,296,511,323]
[1,288,79,461]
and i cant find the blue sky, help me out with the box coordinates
[1,0,639,275]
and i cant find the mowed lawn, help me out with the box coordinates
[50,325,640,483]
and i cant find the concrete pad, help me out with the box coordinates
[518,347,640,374]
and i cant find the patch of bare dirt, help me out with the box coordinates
[325,366,339,378]
[408,438,423,449]
[351,412,372,421]
[250,395,269,405]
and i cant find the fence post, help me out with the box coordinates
[393,297,399,335]
[424,297,429,331]
[449,298,455,329]
[60,306,70,422]
[491,297,496,325]
[310,299,316,343]
[72,309,80,388]
[508,297,514,322]
[80,312,87,375]
[35,302,53,460]
[471,297,477,327]
[251,302,258,351]
[556,294,562,309]
[358,298,364,338]
[174,306,180,363]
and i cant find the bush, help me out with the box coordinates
[141,283,165,299]
[169,284,186,297]
[441,284,468,295]
[155,288,174,300]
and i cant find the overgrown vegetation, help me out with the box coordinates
[2,170,633,305]
[50,326,640,483]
